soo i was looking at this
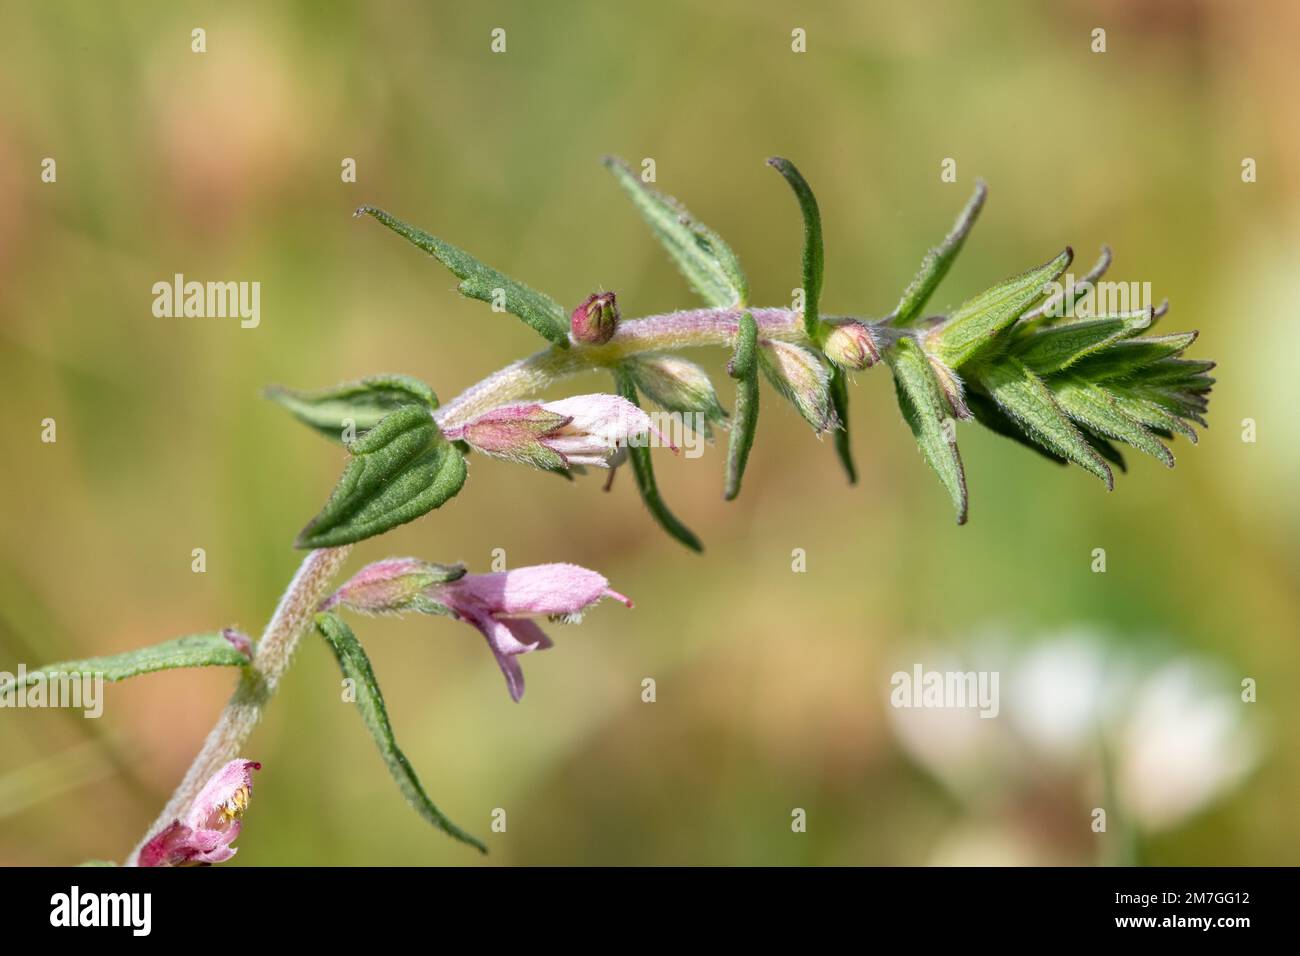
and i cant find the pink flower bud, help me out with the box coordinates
[444,393,670,470]
[570,291,620,345]
[430,563,633,702]
[823,320,881,371]
[137,759,260,866]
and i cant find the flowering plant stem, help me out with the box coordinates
[433,307,900,428]
[126,546,352,865]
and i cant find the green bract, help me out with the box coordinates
[296,405,467,548]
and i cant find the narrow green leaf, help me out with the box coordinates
[0,632,248,695]
[613,368,703,551]
[602,156,748,308]
[315,612,486,853]
[890,181,987,327]
[266,374,439,443]
[296,405,467,548]
[887,337,968,523]
[767,157,824,340]
[1014,310,1152,375]
[1051,378,1173,467]
[1021,245,1113,324]
[724,312,760,501]
[973,356,1112,488]
[967,390,1067,466]
[1127,358,1216,389]
[932,248,1073,369]
[1081,428,1129,473]
[1069,333,1199,381]
[1110,392,1201,443]
[357,205,570,348]
[828,366,857,484]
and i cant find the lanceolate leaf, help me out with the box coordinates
[887,337,968,523]
[931,248,1073,369]
[828,366,857,484]
[1014,310,1152,375]
[767,157,824,340]
[967,391,1067,466]
[314,612,486,854]
[890,181,987,327]
[613,368,703,552]
[297,405,467,548]
[724,312,760,501]
[0,632,249,694]
[266,375,439,443]
[1050,377,1173,467]
[972,356,1112,488]
[357,205,570,348]
[1070,333,1199,380]
[602,156,748,308]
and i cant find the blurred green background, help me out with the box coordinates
[1,0,1297,865]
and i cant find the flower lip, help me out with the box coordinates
[429,563,633,702]
[137,759,261,867]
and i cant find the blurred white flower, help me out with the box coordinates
[1116,662,1257,830]
[886,629,1259,855]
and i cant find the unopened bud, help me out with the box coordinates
[571,292,619,345]
[823,320,881,370]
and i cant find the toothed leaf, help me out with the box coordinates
[297,405,467,548]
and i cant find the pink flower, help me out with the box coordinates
[137,759,261,866]
[431,563,633,702]
[443,393,672,471]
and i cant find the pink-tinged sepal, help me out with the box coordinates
[323,558,464,617]
[445,394,668,471]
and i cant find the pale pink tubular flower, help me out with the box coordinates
[137,759,260,866]
[443,393,673,471]
[431,563,633,702]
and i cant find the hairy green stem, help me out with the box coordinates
[126,546,352,865]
